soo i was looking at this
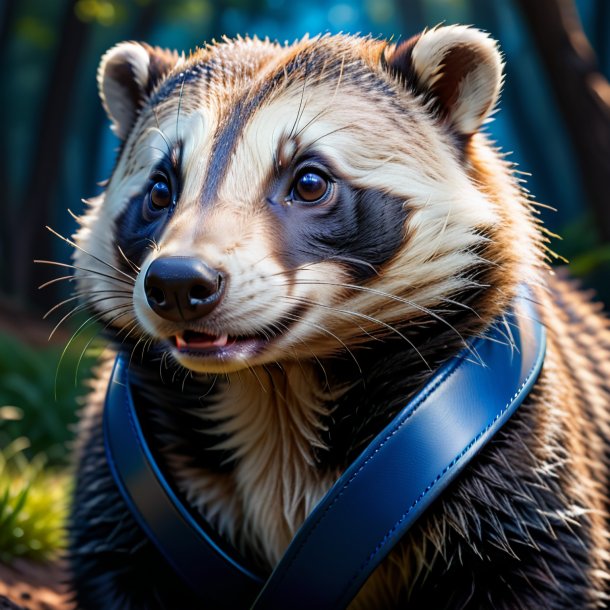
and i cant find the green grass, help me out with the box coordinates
[0,438,69,564]
[0,331,100,466]
[0,329,101,565]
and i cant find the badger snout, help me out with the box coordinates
[144,256,226,322]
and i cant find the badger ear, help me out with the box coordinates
[387,25,503,135]
[97,42,182,139]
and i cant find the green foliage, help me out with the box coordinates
[558,214,610,276]
[15,16,56,49]
[0,332,98,466]
[0,439,68,565]
[164,0,213,23]
[74,0,128,26]
[0,327,102,567]
[559,214,599,260]
[0,326,103,567]
[569,244,610,277]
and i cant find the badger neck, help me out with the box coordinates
[121,278,532,570]
[124,293,499,476]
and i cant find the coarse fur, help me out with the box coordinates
[61,27,610,609]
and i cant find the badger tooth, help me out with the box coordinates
[213,334,229,347]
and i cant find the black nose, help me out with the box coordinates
[144,257,225,322]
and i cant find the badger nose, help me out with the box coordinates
[144,257,225,322]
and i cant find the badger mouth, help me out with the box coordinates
[172,329,270,360]
[175,330,230,350]
[167,304,307,367]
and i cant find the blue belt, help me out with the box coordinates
[104,289,546,609]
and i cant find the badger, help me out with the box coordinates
[64,26,610,609]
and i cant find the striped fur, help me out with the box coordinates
[68,28,610,609]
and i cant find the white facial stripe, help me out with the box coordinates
[175,109,214,205]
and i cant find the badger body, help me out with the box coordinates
[68,28,610,609]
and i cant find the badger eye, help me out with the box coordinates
[292,171,331,204]
[149,179,172,210]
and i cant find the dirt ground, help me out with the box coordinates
[0,560,71,610]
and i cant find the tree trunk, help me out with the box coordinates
[12,0,89,311]
[0,0,19,295]
[514,0,610,241]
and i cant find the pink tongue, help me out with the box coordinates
[176,333,229,349]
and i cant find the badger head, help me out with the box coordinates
[73,27,542,375]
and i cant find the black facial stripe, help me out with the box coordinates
[199,56,315,207]
[200,98,249,206]
[270,183,408,282]
[115,191,163,272]
[114,155,181,271]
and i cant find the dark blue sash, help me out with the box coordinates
[104,290,546,609]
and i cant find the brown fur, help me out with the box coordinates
[67,28,610,609]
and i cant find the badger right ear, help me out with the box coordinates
[385,26,503,136]
[98,42,182,140]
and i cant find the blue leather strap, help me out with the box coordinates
[103,357,265,608]
[252,293,546,609]
[103,290,546,610]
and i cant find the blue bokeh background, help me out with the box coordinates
[2,0,609,315]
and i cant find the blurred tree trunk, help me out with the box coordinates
[515,0,610,241]
[83,0,159,193]
[13,0,89,311]
[0,0,19,295]
[594,0,608,76]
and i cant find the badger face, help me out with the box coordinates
[74,28,522,375]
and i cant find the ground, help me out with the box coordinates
[0,561,70,610]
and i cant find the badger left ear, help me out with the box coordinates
[97,42,183,140]
[386,25,503,136]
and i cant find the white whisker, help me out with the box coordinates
[284,295,431,370]
[35,259,135,288]
[282,311,363,375]
[45,225,137,284]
